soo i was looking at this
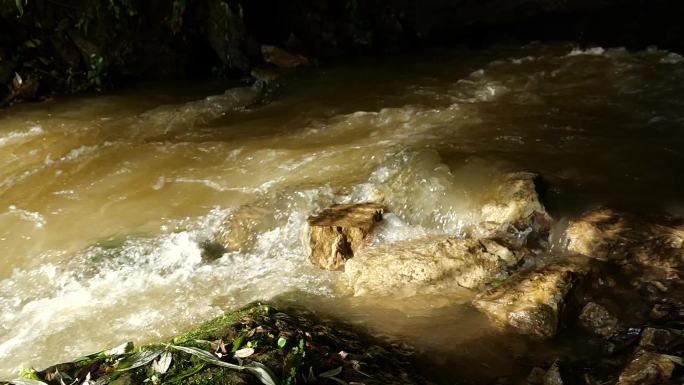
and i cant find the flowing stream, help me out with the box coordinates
[1,42,684,381]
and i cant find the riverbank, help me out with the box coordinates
[3,0,684,107]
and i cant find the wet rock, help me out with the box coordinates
[525,362,564,385]
[307,203,385,270]
[478,172,552,248]
[578,302,620,337]
[650,300,684,321]
[473,257,596,339]
[615,351,675,385]
[543,361,564,385]
[565,208,684,276]
[261,45,311,68]
[135,87,260,135]
[214,205,273,252]
[344,236,519,296]
[638,327,682,352]
[250,66,280,83]
[565,208,684,323]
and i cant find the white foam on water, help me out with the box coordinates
[0,126,44,148]
[44,145,99,165]
[567,46,606,56]
[4,205,46,228]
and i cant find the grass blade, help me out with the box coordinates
[170,345,244,370]
[246,362,278,385]
[319,366,342,378]
[116,348,163,371]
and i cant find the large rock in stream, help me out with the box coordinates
[2,303,429,385]
[565,208,684,275]
[565,208,684,321]
[307,203,385,270]
[344,236,529,296]
[472,257,597,339]
[478,172,552,248]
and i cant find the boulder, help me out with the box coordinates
[565,208,684,276]
[615,351,675,385]
[578,302,620,337]
[565,209,684,322]
[307,203,385,270]
[344,236,522,296]
[478,172,552,248]
[472,257,596,339]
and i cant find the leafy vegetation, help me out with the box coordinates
[2,303,425,385]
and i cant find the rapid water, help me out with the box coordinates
[1,42,684,380]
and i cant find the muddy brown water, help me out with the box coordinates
[1,42,683,381]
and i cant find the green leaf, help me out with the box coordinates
[10,380,47,385]
[277,337,287,348]
[170,345,244,370]
[246,362,278,385]
[319,366,342,378]
[167,362,205,383]
[15,0,24,15]
[326,377,349,385]
[116,348,163,371]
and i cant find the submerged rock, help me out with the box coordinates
[5,303,429,385]
[214,205,274,252]
[307,203,385,270]
[478,172,552,248]
[344,236,522,296]
[473,257,596,339]
[615,351,675,385]
[136,87,261,135]
[578,302,620,337]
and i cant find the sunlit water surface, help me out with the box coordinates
[1,43,684,381]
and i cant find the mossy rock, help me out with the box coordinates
[8,302,429,385]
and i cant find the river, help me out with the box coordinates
[1,42,683,381]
